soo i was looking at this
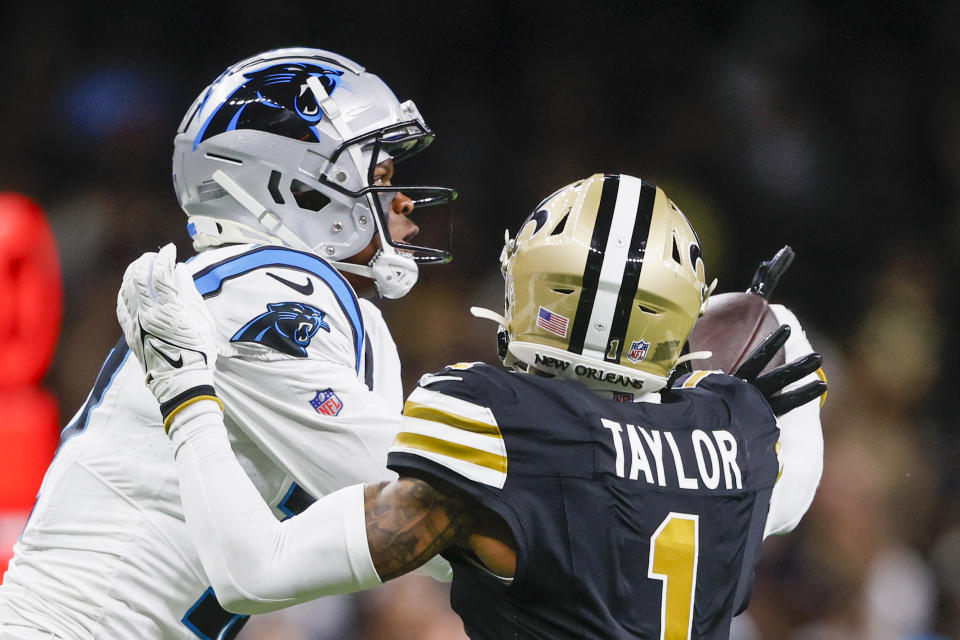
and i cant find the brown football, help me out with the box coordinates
[686,292,785,375]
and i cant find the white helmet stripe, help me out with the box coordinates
[607,181,657,362]
[580,175,645,360]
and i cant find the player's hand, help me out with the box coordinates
[117,243,221,432]
[733,325,827,417]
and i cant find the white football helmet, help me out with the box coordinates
[173,47,456,298]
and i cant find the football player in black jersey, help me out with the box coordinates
[118,173,826,639]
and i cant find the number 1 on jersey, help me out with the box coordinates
[648,513,699,640]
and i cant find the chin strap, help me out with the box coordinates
[470,307,520,369]
[675,350,713,365]
[469,306,507,326]
[333,250,418,299]
[699,278,719,315]
[211,170,314,252]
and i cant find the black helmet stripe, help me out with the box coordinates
[568,175,620,355]
[605,181,656,362]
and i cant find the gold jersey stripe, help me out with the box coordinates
[682,370,712,388]
[163,396,224,434]
[393,432,508,474]
[403,402,503,438]
[815,367,828,407]
[775,441,783,483]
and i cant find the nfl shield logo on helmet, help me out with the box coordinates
[626,339,650,364]
[309,389,343,416]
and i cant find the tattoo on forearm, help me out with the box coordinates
[364,477,477,581]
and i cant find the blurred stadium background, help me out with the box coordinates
[2,1,959,638]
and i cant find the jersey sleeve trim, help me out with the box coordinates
[815,367,828,406]
[672,370,719,389]
[192,246,364,374]
[390,386,507,488]
[775,441,783,483]
[393,433,507,474]
[403,402,503,437]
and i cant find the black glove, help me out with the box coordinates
[733,324,827,417]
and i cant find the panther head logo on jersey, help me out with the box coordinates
[230,301,331,357]
[194,63,345,148]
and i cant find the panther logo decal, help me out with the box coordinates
[231,302,331,357]
[195,62,344,149]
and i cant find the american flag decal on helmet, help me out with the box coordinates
[536,306,570,338]
[309,388,343,416]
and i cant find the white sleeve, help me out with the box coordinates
[763,304,825,538]
[169,400,382,615]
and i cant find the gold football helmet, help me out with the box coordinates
[473,173,713,393]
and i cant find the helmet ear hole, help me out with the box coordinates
[290,179,331,212]
[268,171,285,205]
[672,234,682,265]
[551,212,569,236]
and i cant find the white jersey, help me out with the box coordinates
[0,244,403,639]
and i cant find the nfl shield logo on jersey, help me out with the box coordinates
[626,339,650,364]
[309,389,343,416]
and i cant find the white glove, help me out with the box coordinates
[117,243,221,433]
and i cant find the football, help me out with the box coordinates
[686,292,785,375]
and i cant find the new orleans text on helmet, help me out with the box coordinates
[534,354,645,390]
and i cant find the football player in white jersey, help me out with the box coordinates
[112,175,826,639]
[0,48,456,639]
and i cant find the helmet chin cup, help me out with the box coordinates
[333,249,419,299]
[369,250,418,299]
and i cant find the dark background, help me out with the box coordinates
[2,1,959,637]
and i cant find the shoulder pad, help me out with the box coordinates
[391,375,507,489]
[190,245,365,372]
[415,362,512,402]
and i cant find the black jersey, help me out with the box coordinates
[387,363,780,640]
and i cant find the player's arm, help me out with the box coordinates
[762,304,825,536]
[364,474,480,580]
[728,312,825,536]
[729,247,826,536]
[166,399,472,613]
